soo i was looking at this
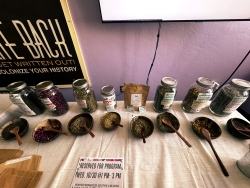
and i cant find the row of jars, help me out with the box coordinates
[6,79,116,116]
[153,76,250,116]
[6,76,250,117]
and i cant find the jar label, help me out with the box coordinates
[76,99,87,108]
[190,93,212,112]
[131,94,142,107]
[40,98,56,111]
[9,94,36,115]
[224,97,248,113]
[102,94,116,107]
[161,92,175,108]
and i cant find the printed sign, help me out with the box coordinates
[71,157,124,188]
[0,0,88,90]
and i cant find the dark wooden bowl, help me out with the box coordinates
[0,118,29,140]
[156,112,180,133]
[68,113,93,135]
[130,116,154,138]
[227,118,250,139]
[191,117,221,139]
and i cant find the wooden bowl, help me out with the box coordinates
[68,113,93,135]
[33,119,62,143]
[130,116,154,139]
[0,118,29,140]
[227,118,250,139]
[100,112,121,131]
[156,112,180,133]
[191,117,221,139]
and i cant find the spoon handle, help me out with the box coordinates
[84,126,95,138]
[207,140,229,177]
[171,126,192,147]
[14,133,23,146]
[141,128,146,143]
[57,130,70,136]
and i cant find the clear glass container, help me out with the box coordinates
[182,77,218,113]
[100,85,117,111]
[209,78,250,116]
[153,77,177,112]
[35,80,69,116]
[6,81,46,116]
[72,79,98,113]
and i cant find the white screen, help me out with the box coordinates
[99,0,250,22]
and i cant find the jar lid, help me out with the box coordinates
[196,77,216,88]
[230,78,250,90]
[101,85,115,95]
[72,79,88,89]
[35,81,54,91]
[6,81,27,92]
[161,77,178,87]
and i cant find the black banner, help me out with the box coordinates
[0,0,85,90]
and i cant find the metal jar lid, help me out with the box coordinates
[6,81,27,92]
[35,81,54,91]
[161,77,178,87]
[72,79,88,89]
[196,77,217,89]
[230,78,250,90]
[101,85,115,95]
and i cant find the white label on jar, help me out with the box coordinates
[224,97,248,113]
[40,98,56,111]
[161,92,175,109]
[76,99,87,108]
[9,94,36,115]
[191,93,212,112]
[102,94,116,107]
[131,94,142,107]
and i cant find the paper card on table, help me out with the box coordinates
[70,157,124,188]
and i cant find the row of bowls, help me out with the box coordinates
[0,111,250,143]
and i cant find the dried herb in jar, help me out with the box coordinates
[73,79,98,113]
[182,88,200,111]
[153,77,177,112]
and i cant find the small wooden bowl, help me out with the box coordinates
[68,113,93,135]
[191,117,221,139]
[130,116,154,139]
[100,112,121,131]
[227,118,250,139]
[0,118,29,140]
[33,119,62,143]
[156,112,180,133]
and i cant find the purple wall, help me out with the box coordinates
[62,0,250,113]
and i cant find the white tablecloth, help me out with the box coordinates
[1,101,250,188]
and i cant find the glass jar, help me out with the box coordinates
[35,81,69,116]
[153,77,177,112]
[182,77,218,113]
[100,85,117,111]
[6,81,46,116]
[209,78,250,116]
[72,79,98,113]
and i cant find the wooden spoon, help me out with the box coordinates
[112,121,123,127]
[9,126,22,146]
[43,126,71,136]
[201,128,229,177]
[141,127,146,143]
[162,117,192,147]
[79,120,95,138]
[43,120,70,136]
[232,121,250,133]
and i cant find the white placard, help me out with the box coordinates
[70,157,124,188]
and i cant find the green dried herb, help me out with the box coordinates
[182,88,200,112]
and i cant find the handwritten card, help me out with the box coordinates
[70,157,124,188]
